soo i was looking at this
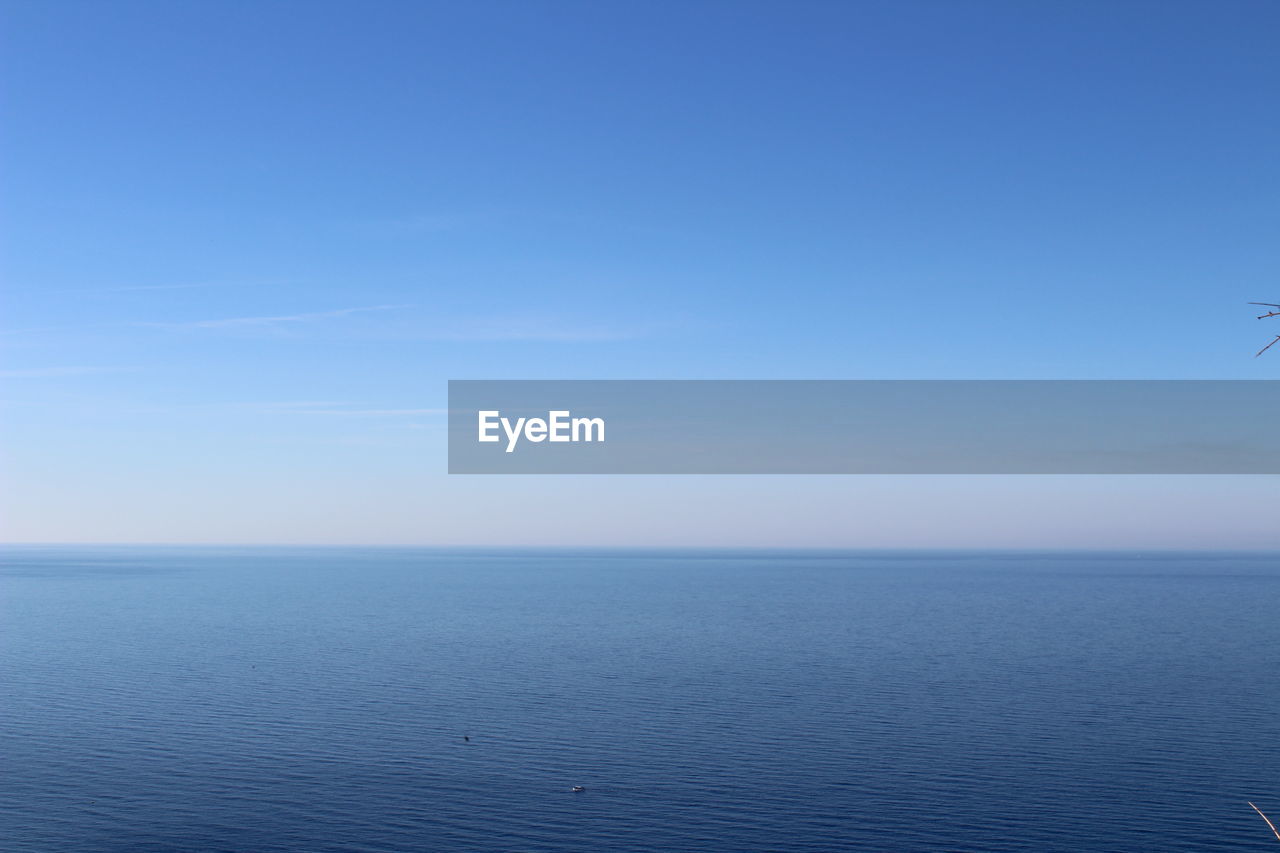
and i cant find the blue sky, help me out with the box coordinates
[2,0,1278,546]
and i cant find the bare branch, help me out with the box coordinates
[1249,802,1280,844]
[1252,302,1280,353]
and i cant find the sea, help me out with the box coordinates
[2,546,1278,852]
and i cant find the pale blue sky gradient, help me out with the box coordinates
[2,0,1278,546]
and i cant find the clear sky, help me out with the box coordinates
[2,0,1278,547]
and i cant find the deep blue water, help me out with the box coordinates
[2,547,1279,852]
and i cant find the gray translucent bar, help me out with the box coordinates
[448,380,1280,474]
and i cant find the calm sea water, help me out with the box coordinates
[2,547,1278,852]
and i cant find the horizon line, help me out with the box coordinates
[2,542,1278,553]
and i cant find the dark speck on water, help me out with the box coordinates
[2,545,1278,852]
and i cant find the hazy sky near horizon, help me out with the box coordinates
[2,0,1278,547]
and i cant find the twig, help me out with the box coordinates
[1253,302,1280,354]
[1249,802,1280,844]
